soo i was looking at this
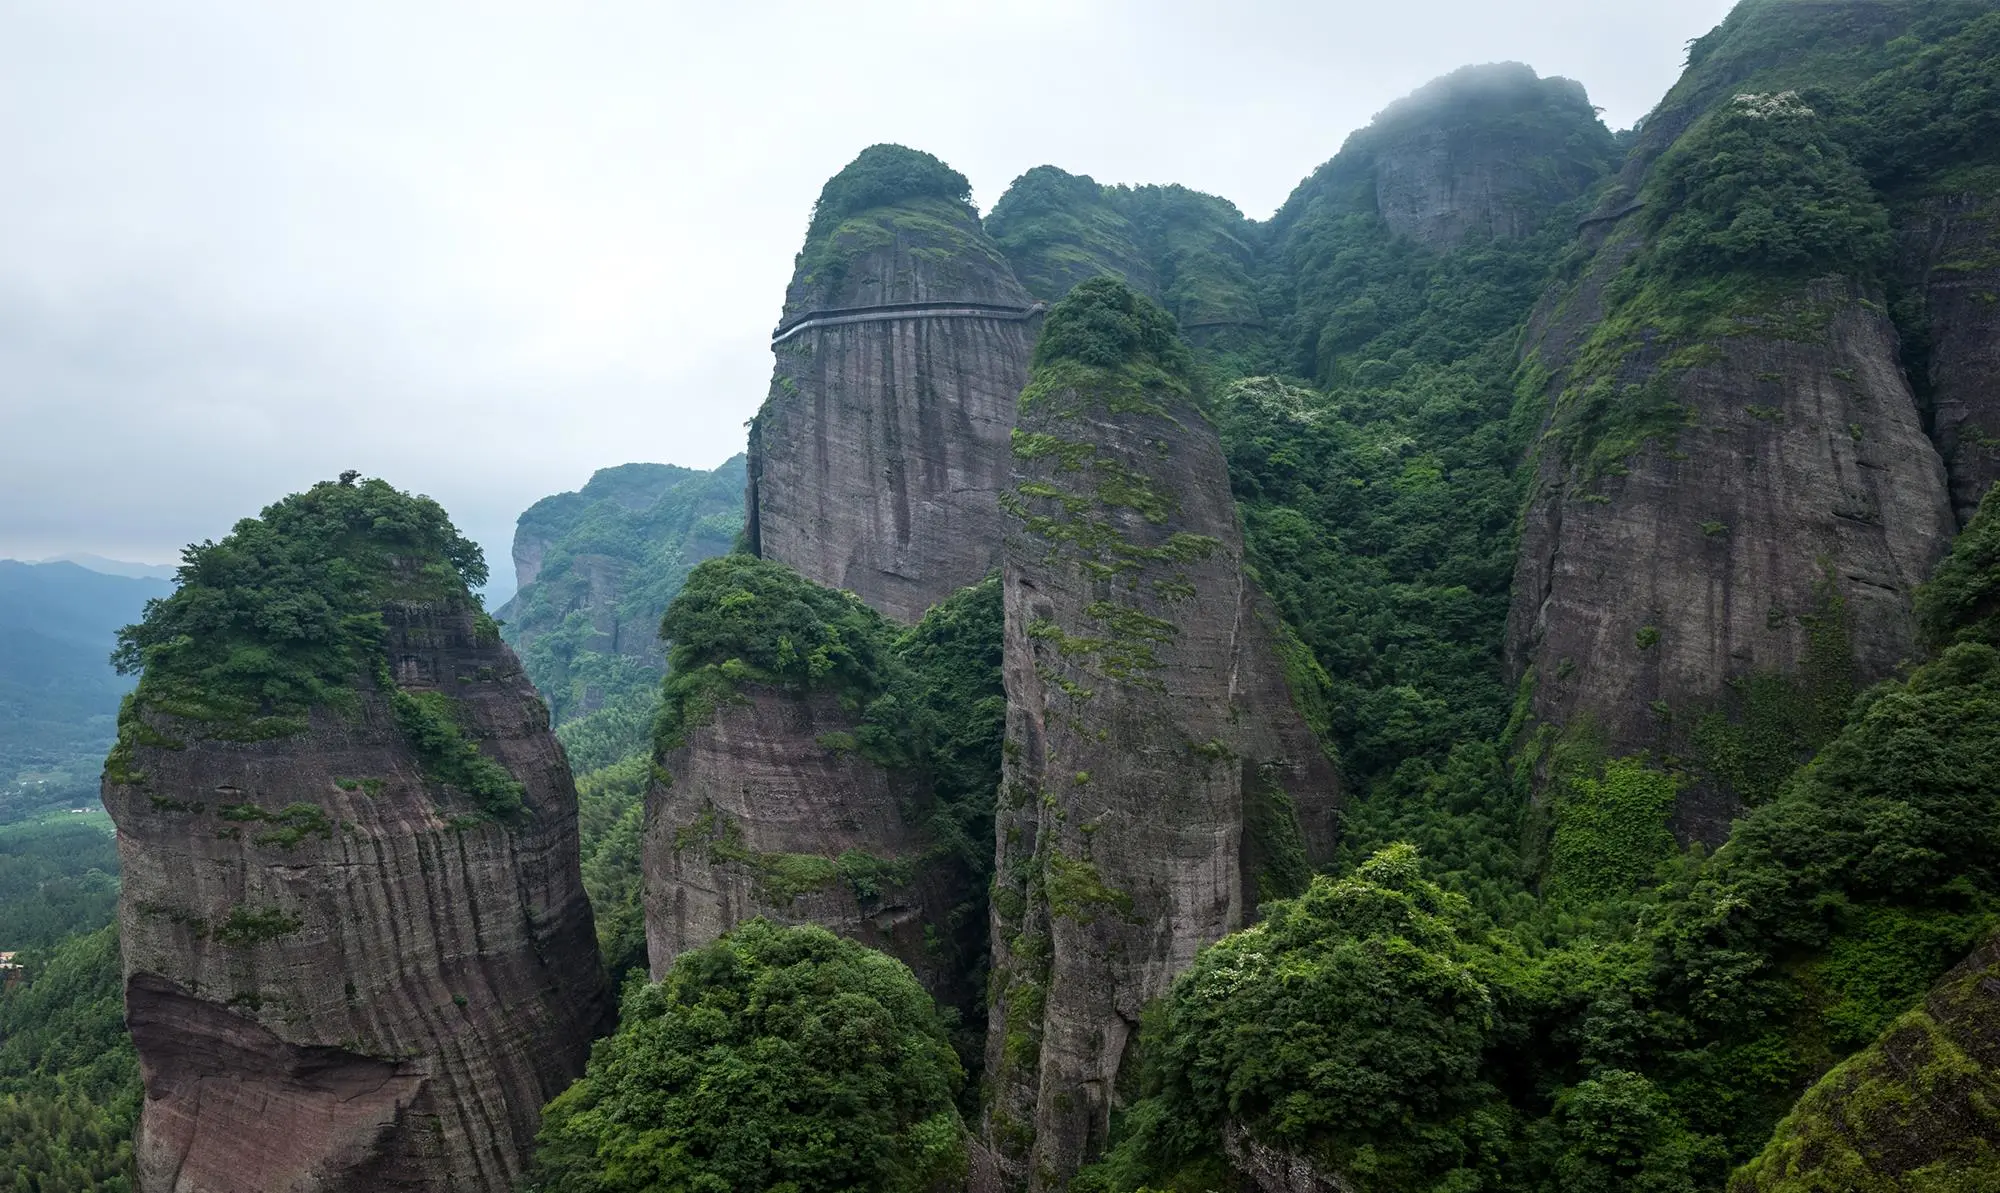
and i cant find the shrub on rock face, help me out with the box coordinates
[527,920,966,1193]
[1119,844,1502,1189]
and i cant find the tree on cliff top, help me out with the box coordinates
[110,475,487,730]
[1033,275,1192,379]
[527,919,965,1193]
[807,144,972,242]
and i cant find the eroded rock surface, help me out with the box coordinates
[981,282,1340,1190]
[1353,64,1612,250]
[1509,270,1955,840]
[748,147,1036,624]
[1898,192,2000,526]
[642,686,956,994]
[107,597,612,1193]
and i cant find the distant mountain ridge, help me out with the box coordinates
[34,553,177,581]
[0,560,171,803]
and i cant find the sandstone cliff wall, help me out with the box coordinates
[980,299,1340,1190]
[749,192,1036,624]
[1509,261,1955,840]
[106,598,613,1193]
[641,685,963,999]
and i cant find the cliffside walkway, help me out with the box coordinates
[771,299,1046,346]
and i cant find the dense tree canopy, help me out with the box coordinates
[807,144,972,243]
[110,474,486,734]
[527,921,965,1193]
[1033,276,1193,378]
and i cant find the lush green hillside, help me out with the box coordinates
[0,814,130,1191]
[0,561,170,820]
[0,926,139,1192]
[500,456,745,773]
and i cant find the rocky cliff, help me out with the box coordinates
[1262,63,1616,387]
[1503,5,1986,845]
[639,555,1001,1031]
[1279,63,1616,257]
[748,144,1037,624]
[1897,193,2000,529]
[643,684,951,988]
[981,280,1340,1190]
[103,478,612,1193]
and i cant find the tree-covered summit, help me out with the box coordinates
[807,143,973,242]
[111,475,487,733]
[1032,276,1192,381]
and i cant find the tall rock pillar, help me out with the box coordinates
[104,479,613,1193]
[980,280,1341,1190]
[748,144,1038,625]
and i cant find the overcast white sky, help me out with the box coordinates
[0,0,1735,598]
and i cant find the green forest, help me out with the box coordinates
[10,2,2000,1191]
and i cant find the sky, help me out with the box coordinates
[0,0,1735,602]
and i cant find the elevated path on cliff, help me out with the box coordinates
[770,299,1046,346]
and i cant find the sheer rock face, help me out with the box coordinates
[1898,192,2000,526]
[1508,262,1955,841]
[1731,931,2000,1190]
[748,196,1036,624]
[1352,65,1610,250]
[1372,120,1583,248]
[981,368,1341,1191]
[641,686,963,999]
[105,598,613,1193]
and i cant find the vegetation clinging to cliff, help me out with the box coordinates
[653,553,899,755]
[507,456,744,749]
[1094,479,2000,1191]
[527,920,965,1193]
[1033,275,1193,381]
[1646,90,1890,281]
[645,558,1004,1032]
[110,475,486,736]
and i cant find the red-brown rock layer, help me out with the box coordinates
[106,597,613,1193]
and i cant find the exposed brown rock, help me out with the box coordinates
[981,290,1341,1190]
[748,163,1035,625]
[1508,264,1955,841]
[106,597,613,1193]
[641,685,962,997]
